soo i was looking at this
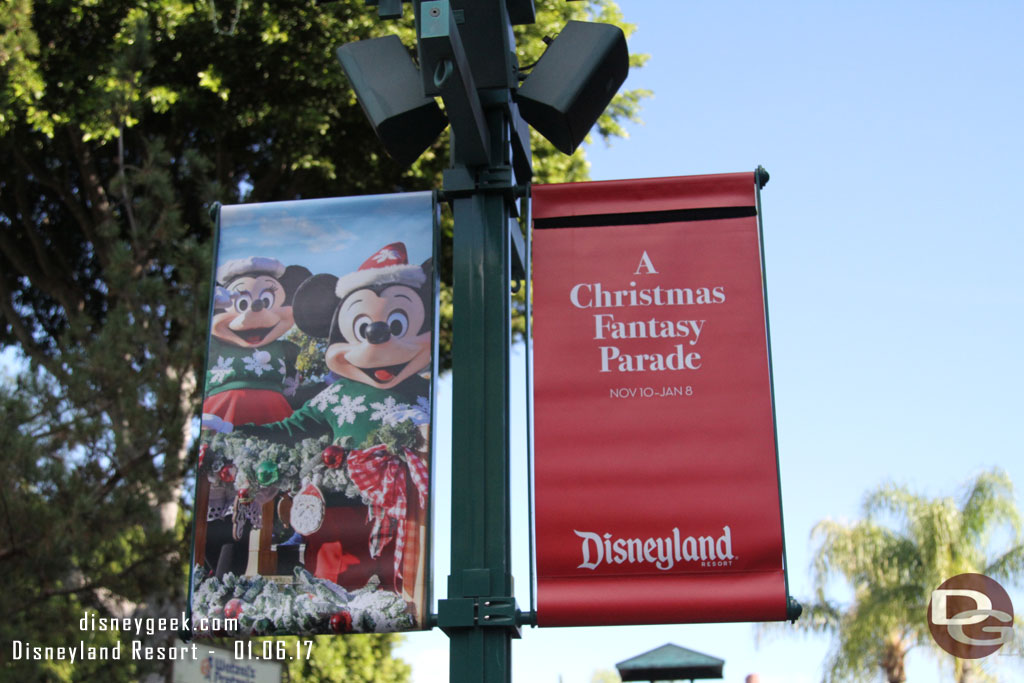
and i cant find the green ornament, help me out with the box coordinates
[256,459,279,486]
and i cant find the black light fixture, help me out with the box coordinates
[336,6,629,168]
[515,20,629,155]
[336,35,448,166]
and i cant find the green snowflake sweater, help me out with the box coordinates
[242,375,430,447]
[204,338,300,397]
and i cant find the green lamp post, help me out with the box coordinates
[337,2,629,680]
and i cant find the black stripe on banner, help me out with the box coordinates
[533,205,757,230]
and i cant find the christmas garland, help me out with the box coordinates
[199,419,425,501]
[201,433,357,498]
[191,566,414,635]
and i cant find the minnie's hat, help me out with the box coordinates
[217,256,286,284]
[334,242,425,301]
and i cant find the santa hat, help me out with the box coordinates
[217,256,286,284]
[334,242,425,301]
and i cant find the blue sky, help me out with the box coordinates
[216,192,434,278]
[396,1,1024,681]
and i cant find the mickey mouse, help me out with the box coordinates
[296,242,432,399]
[241,242,433,446]
[235,242,433,591]
[202,256,312,425]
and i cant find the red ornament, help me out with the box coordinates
[321,445,348,469]
[224,598,244,619]
[218,464,236,483]
[330,610,353,633]
[198,444,209,468]
[237,488,253,504]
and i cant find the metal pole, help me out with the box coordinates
[441,97,521,683]
[339,0,634,675]
[353,2,532,678]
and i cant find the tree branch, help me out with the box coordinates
[0,274,65,377]
[66,129,116,269]
[11,142,95,240]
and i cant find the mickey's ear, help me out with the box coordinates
[292,274,339,338]
[419,257,433,300]
[279,265,313,304]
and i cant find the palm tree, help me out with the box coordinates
[766,469,1024,683]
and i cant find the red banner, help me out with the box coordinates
[532,173,789,627]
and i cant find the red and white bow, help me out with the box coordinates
[347,444,429,588]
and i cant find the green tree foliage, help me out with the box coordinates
[590,668,623,683]
[283,634,411,682]
[0,0,647,679]
[0,370,169,682]
[764,470,1024,683]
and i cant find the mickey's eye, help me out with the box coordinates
[351,314,373,342]
[258,292,275,310]
[387,310,409,338]
[234,294,252,313]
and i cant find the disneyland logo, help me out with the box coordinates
[574,525,734,571]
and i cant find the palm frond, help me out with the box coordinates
[789,471,1024,683]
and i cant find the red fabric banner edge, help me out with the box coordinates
[536,571,788,627]
[531,172,756,219]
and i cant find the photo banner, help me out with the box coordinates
[189,192,437,636]
[531,172,789,627]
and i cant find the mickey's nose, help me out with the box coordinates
[251,300,266,312]
[366,321,391,345]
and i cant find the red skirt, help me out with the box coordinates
[203,388,293,426]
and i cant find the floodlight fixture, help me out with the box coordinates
[336,35,448,167]
[516,20,629,155]
[418,0,491,167]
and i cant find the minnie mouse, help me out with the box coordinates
[202,257,312,425]
[199,257,312,572]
